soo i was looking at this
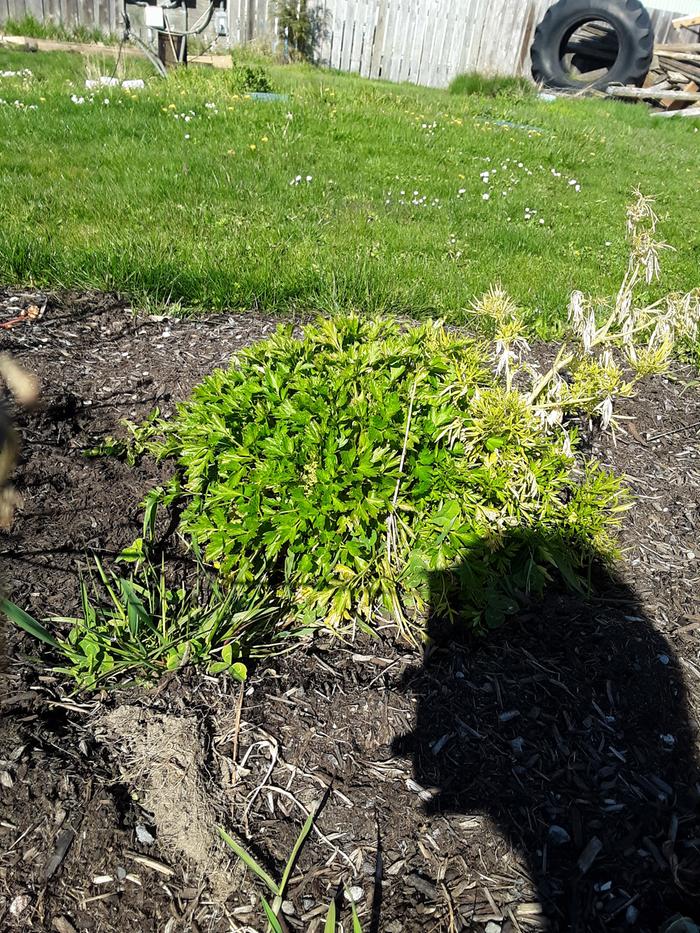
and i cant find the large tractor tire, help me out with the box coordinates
[531,0,654,91]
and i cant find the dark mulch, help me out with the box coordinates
[1,290,700,933]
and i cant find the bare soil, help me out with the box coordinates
[1,289,700,933]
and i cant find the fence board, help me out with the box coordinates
[24,0,43,24]
[349,0,366,73]
[6,0,27,23]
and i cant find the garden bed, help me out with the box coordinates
[1,289,700,932]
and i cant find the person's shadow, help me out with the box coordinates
[394,530,700,931]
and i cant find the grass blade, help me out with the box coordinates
[217,826,279,895]
[260,896,284,933]
[350,897,363,932]
[324,898,337,932]
[273,786,331,913]
[1,598,61,649]
[277,804,318,901]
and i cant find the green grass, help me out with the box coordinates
[0,49,698,332]
[448,71,533,99]
[1,14,114,45]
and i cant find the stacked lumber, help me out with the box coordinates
[607,13,700,115]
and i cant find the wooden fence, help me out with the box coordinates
[313,0,699,85]
[1,0,697,87]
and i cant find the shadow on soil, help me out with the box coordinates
[394,536,700,931]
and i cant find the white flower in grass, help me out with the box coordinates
[561,430,574,458]
[582,310,597,353]
[494,340,515,378]
[650,320,672,349]
[568,290,585,331]
[598,396,614,430]
[482,192,490,201]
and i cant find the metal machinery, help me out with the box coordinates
[123,0,229,72]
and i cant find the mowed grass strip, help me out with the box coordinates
[0,49,698,332]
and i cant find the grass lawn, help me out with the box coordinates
[0,48,698,334]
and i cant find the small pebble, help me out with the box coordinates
[135,824,155,845]
[499,710,520,722]
[548,825,571,845]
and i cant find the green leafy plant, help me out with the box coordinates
[218,796,363,932]
[2,555,280,690]
[229,62,274,94]
[142,314,628,640]
[84,408,162,465]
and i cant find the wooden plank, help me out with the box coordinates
[24,0,43,26]
[6,0,27,25]
[42,0,61,28]
[368,0,386,78]
[454,0,477,77]
[661,80,698,109]
[61,0,80,29]
[315,0,332,65]
[377,0,398,79]
[0,34,141,53]
[427,0,449,86]
[188,52,233,67]
[403,0,423,81]
[382,0,405,81]
[351,0,368,74]
[478,0,502,74]
[360,0,378,77]
[430,0,454,86]
[0,34,37,47]
[498,0,524,75]
[673,14,700,29]
[81,0,96,29]
[443,3,464,86]
[329,0,346,70]
[607,84,700,100]
[651,103,700,116]
[656,42,700,51]
[340,0,354,72]
[386,0,406,80]
[656,48,700,60]
[110,0,120,36]
[415,0,435,84]
[235,0,246,41]
[465,0,488,74]
[519,0,549,78]
[100,0,111,35]
[348,0,362,72]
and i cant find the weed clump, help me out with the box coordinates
[229,62,274,94]
[145,315,627,639]
[448,72,534,99]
